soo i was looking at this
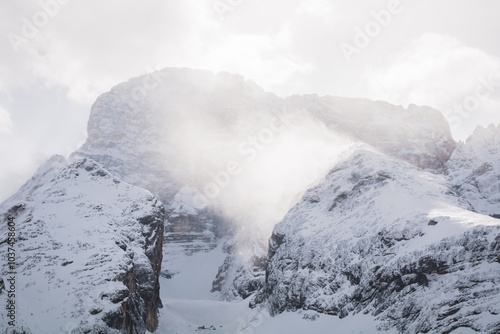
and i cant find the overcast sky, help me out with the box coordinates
[1,0,500,202]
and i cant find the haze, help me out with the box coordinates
[1,0,500,202]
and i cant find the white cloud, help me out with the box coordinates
[365,33,500,139]
[297,0,339,25]
[1,0,211,103]
[0,0,314,104]
[0,1,500,203]
[0,0,316,201]
[198,25,313,96]
[0,135,54,202]
[0,107,13,134]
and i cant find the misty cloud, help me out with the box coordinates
[1,0,500,202]
[0,107,13,134]
[365,33,500,140]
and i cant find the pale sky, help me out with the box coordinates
[1,0,500,202]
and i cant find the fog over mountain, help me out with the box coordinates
[2,1,500,206]
[0,69,499,333]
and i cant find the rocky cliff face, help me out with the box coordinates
[288,96,457,171]
[0,156,164,334]
[210,234,268,301]
[259,147,500,333]
[162,186,231,280]
[447,124,500,216]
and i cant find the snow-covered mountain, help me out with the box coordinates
[0,156,163,333]
[1,68,499,333]
[259,146,500,333]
